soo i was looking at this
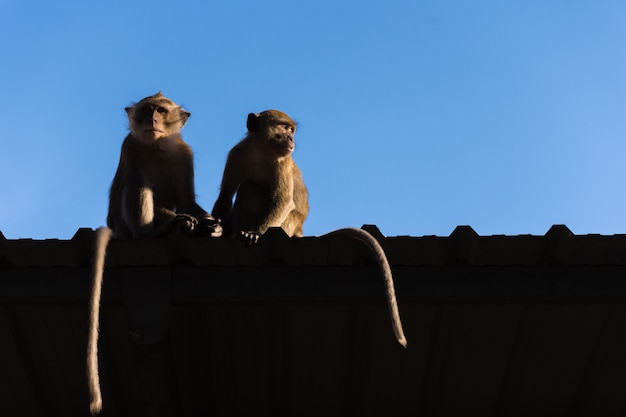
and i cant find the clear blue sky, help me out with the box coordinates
[1,1,625,239]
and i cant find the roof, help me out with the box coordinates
[2,225,626,416]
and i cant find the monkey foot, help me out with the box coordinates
[241,231,261,246]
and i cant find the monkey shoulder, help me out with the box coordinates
[168,138,194,162]
[227,138,254,161]
[169,136,193,153]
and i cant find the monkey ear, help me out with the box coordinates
[181,110,191,123]
[247,113,261,132]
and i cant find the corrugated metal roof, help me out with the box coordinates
[4,224,626,269]
[2,225,626,416]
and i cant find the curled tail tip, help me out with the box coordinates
[90,399,102,415]
[398,336,408,348]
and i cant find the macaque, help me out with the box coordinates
[87,92,222,415]
[212,110,307,244]
[212,110,407,348]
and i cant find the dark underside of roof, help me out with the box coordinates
[2,225,626,417]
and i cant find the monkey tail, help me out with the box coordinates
[321,228,407,348]
[87,226,113,416]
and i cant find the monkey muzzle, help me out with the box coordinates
[274,135,295,153]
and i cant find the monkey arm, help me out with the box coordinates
[212,175,239,239]
[171,152,222,237]
[212,148,245,224]
[174,153,212,220]
[107,140,133,237]
[212,190,235,226]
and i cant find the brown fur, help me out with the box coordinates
[212,110,308,244]
[212,110,407,347]
[108,92,219,238]
[87,93,222,415]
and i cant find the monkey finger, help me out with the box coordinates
[240,231,260,246]
[195,218,223,237]
[174,214,198,236]
[175,213,198,225]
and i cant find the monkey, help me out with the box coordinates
[212,110,308,244]
[87,92,222,415]
[212,110,407,348]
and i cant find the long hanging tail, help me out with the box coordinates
[320,227,407,347]
[87,227,113,415]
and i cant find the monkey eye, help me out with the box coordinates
[156,107,168,114]
[278,123,294,133]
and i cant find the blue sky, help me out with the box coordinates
[1,1,625,239]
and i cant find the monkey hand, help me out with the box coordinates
[194,216,223,237]
[172,213,200,237]
[240,230,261,246]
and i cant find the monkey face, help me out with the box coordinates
[267,122,296,156]
[247,110,297,157]
[126,92,190,144]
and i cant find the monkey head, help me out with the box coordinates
[125,92,191,144]
[247,110,297,158]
